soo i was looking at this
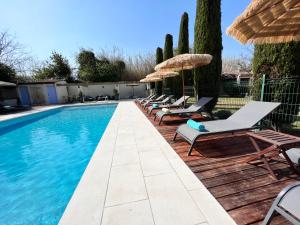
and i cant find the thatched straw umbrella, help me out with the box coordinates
[146,71,179,94]
[140,77,162,83]
[140,77,162,95]
[155,53,213,106]
[227,0,300,44]
[146,70,179,79]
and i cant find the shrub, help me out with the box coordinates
[252,42,300,127]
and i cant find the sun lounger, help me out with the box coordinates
[0,104,31,114]
[137,94,157,104]
[173,101,281,155]
[282,148,300,165]
[262,182,300,225]
[147,96,190,115]
[143,95,173,109]
[154,97,213,125]
[136,94,155,102]
[142,94,166,107]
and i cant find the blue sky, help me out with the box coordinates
[0,0,252,65]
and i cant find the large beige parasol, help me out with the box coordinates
[146,70,179,94]
[155,54,213,106]
[155,54,213,71]
[140,77,162,83]
[227,0,300,44]
[146,70,179,79]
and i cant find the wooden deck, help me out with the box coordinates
[137,103,300,225]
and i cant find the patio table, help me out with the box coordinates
[245,130,300,179]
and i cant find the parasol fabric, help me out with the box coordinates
[140,77,162,83]
[227,0,300,44]
[154,54,213,72]
[146,70,179,79]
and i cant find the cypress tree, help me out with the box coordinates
[163,34,174,94]
[178,12,189,54]
[155,47,163,95]
[174,12,190,98]
[194,0,222,111]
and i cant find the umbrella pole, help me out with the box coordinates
[182,69,185,107]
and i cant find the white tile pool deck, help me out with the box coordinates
[59,101,237,225]
[0,101,237,225]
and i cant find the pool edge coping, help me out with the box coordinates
[0,102,119,123]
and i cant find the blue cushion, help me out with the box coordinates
[187,119,205,131]
[152,103,158,108]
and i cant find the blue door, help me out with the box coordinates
[19,86,31,105]
[47,85,58,104]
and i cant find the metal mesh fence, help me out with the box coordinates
[215,77,300,134]
[216,80,252,111]
[263,77,300,133]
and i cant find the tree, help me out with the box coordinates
[77,49,98,81]
[163,34,174,93]
[252,42,300,127]
[194,0,222,111]
[123,53,155,81]
[33,52,72,82]
[77,49,126,82]
[49,52,72,81]
[155,47,163,95]
[0,31,31,74]
[178,12,190,55]
[96,57,125,82]
[174,12,191,98]
[253,42,300,77]
[114,60,126,80]
[0,62,16,82]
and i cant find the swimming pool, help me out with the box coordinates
[0,104,117,225]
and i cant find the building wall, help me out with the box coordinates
[81,83,116,97]
[16,82,148,105]
[29,85,47,105]
[56,82,148,101]
[56,85,69,104]
[17,84,59,105]
[18,84,47,105]
[118,83,147,99]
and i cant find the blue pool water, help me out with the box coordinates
[0,104,116,225]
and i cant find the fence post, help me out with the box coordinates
[260,74,266,102]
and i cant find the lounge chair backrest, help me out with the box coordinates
[278,183,300,221]
[156,95,166,101]
[173,96,190,106]
[227,101,281,127]
[262,182,300,225]
[161,95,174,103]
[149,94,158,100]
[146,94,154,100]
[187,97,213,112]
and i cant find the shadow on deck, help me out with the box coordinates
[137,103,299,225]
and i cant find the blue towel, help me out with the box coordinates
[187,119,205,131]
[152,103,158,108]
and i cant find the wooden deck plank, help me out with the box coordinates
[136,103,300,225]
